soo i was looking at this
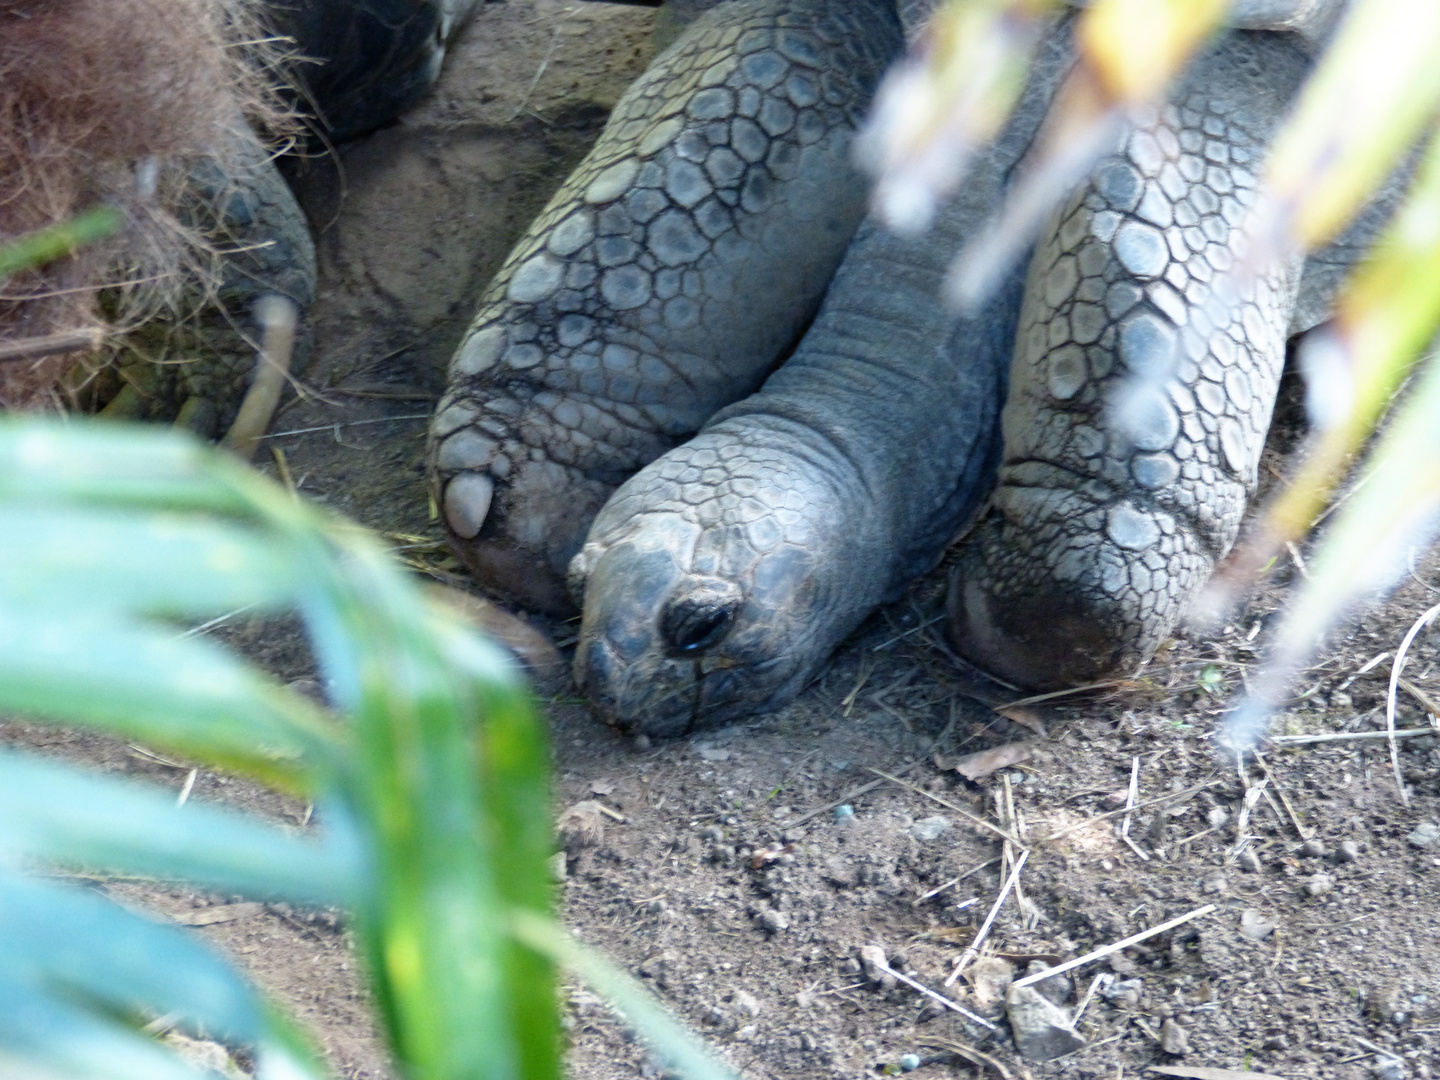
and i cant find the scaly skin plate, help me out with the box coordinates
[949,31,1313,689]
[429,0,902,612]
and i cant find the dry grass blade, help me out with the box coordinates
[918,1036,1013,1079]
[223,295,298,460]
[0,328,104,363]
[1270,725,1437,745]
[1036,776,1221,844]
[865,767,1021,845]
[1385,600,1440,807]
[944,848,1028,986]
[872,957,995,1029]
[1147,1067,1287,1080]
[1011,904,1216,989]
[1119,755,1148,861]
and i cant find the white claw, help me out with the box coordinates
[444,472,495,539]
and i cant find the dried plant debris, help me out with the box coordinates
[0,0,289,409]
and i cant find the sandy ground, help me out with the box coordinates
[5,4,1440,1079]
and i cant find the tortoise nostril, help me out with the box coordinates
[659,577,742,656]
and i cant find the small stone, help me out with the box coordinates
[756,909,789,934]
[899,1054,922,1072]
[1206,806,1229,828]
[1238,849,1263,873]
[1240,909,1276,940]
[733,990,760,1017]
[1300,839,1326,859]
[1202,872,1229,894]
[1101,977,1144,1007]
[1025,959,1073,1006]
[1159,1017,1190,1056]
[695,743,731,762]
[834,804,855,825]
[1303,872,1335,897]
[1005,985,1086,1061]
[1407,822,1440,848]
[911,815,951,840]
[1371,1057,1406,1080]
[1335,839,1361,864]
[970,957,1017,1009]
[646,898,668,915]
[556,801,608,852]
[857,945,890,983]
[633,734,652,752]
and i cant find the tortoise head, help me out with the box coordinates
[568,440,842,738]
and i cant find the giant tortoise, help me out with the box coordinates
[428,0,1402,736]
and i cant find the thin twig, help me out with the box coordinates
[944,849,1029,986]
[993,680,1124,711]
[1353,1035,1402,1062]
[1270,726,1439,745]
[261,414,431,440]
[0,326,103,362]
[918,1038,1012,1079]
[867,767,1021,846]
[1036,777,1222,844]
[1254,751,1312,840]
[913,857,999,905]
[1011,904,1217,989]
[1399,675,1440,718]
[1120,756,1149,861]
[1071,971,1110,1026]
[1386,601,1440,807]
[871,613,945,651]
[874,958,996,1029]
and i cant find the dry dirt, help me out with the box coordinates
[6,4,1440,1080]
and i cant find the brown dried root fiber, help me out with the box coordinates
[0,0,290,409]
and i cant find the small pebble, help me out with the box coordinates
[633,734,652,752]
[756,909,789,934]
[834,804,855,824]
[1335,839,1360,864]
[857,944,890,983]
[1299,839,1326,859]
[1407,821,1439,848]
[1159,1017,1190,1056]
[1025,959,1072,1006]
[899,1054,921,1071]
[1100,977,1144,1007]
[1238,849,1263,874]
[1240,909,1276,940]
[1202,872,1228,894]
[911,815,950,841]
[733,990,760,1017]
[1303,872,1334,897]
[1206,806,1229,828]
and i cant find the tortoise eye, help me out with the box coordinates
[659,579,741,655]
